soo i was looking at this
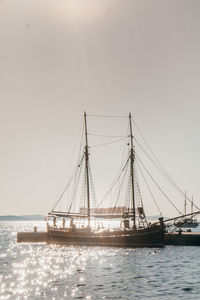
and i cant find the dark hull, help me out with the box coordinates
[48,227,164,248]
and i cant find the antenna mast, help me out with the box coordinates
[84,111,90,227]
[129,113,136,229]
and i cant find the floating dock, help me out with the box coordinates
[165,232,200,246]
[17,228,200,246]
[17,232,49,243]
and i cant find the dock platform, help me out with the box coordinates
[17,232,49,243]
[165,232,200,246]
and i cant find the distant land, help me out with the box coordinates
[0,215,45,221]
[0,215,166,221]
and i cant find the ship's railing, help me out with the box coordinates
[48,226,73,232]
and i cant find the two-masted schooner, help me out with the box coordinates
[46,112,165,247]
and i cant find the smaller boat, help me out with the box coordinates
[174,218,199,228]
[174,194,199,228]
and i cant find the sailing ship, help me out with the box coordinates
[46,112,166,247]
[174,194,199,228]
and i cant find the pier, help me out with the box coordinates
[17,232,49,243]
[17,227,49,243]
[165,232,200,246]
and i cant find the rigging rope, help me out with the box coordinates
[51,154,84,211]
[124,169,131,209]
[112,164,128,210]
[108,162,129,226]
[68,156,84,214]
[80,161,87,210]
[132,117,200,211]
[87,114,128,118]
[136,160,162,217]
[96,124,131,211]
[134,136,200,211]
[50,121,84,211]
[136,153,182,215]
[89,162,98,209]
[90,137,127,148]
[97,157,129,209]
[88,132,126,138]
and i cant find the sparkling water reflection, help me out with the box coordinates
[1,221,200,299]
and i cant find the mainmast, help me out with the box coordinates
[84,111,90,227]
[129,113,136,229]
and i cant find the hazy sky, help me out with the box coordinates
[1,0,200,216]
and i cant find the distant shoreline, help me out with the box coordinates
[0,215,45,221]
[0,215,165,221]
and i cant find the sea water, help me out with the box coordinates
[0,221,200,300]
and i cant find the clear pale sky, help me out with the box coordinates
[0,0,200,217]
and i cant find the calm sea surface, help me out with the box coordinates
[1,221,200,300]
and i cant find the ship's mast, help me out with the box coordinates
[191,196,193,218]
[84,111,90,227]
[184,190,187,218]
[129,113,136,229]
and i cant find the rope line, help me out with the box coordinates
[136,153,182,215]
[51,154,84,211]
[97,157,129,209]
[136,160,162,217]
[90,137,127,148]
[68,158,84,214]
[50,121,84,211]
[132,117,200,211]
[88,132,127,138]
[87,114,128,118]
[134,136,200,211]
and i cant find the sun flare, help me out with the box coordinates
[51,0,102,23]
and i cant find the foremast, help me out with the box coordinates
[129,113,136,229]
[84,111,91,228]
